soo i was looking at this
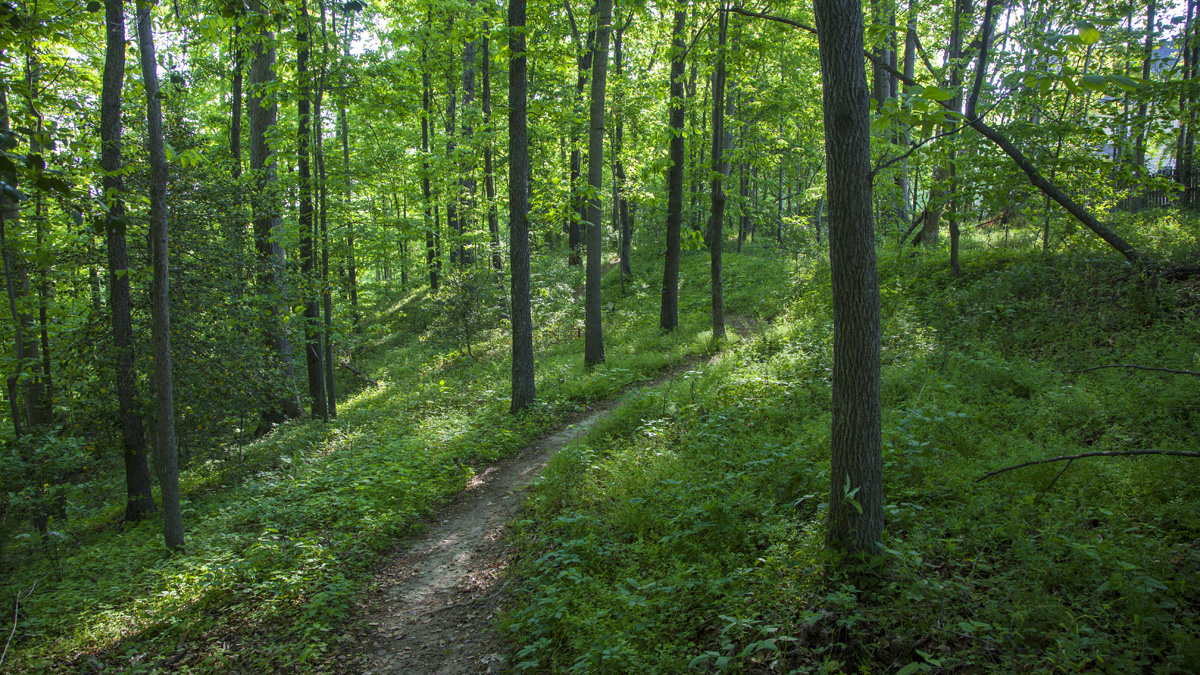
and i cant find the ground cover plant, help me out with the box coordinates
[503,219,1200,674]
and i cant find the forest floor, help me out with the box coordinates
[323,317,760,675]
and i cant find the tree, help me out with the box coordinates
[509,0,535,413]
[583,0,611,369]
[813,0,884,553]
[709,3,730,342]
[102,0,156,522]
[298,0,329,421]
[659,2,686,333]
[136,0,184,551]
[248,15,303,424]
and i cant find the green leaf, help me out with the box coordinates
[1080,75,1106,92]
[1111,74,1138,91]
[1078,22,1100,45]
[87,0,102,11]
[35,175,71,196]
[921,85,953,102]
[896,663,925,675]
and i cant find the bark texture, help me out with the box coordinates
[814,0,884,553]
[103,0,156,522]
[584,0,611,369]
[509,0,536,413]
[660,4,686,332]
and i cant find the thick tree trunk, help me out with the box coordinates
[509,0,535,413]
[318,0,336,418]
[249,22,303,423]
[710,5,730,341]
[102,0,155,522]
[136,2,185,551]
[660,4,686,332]
[584,0,611,369]
[814,0,884,554]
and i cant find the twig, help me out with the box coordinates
[1044,458,1073,490]
[1068,364,1200,377]
[977,450,1200,482]
[338,361,379,386]
[0,581,37,668]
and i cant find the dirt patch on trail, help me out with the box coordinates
[324,401,621,675]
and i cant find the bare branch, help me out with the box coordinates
[978,450,1200,483]
[1068,364,1200,377]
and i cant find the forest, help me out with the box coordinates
[0,0,1197,670]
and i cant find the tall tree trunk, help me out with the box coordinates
[566,0,598,267]
[583,0,611,369]
[136,1,184,551]
[318,0,336,418]
[102,0,155,522]
[231,22,243,179]
[421,31,439,291]
[814,0,884,554]
[455,3,478,267]
[249,20,303,423]
[612,12,631,280]
[298,0,328,422]
[660,4,686,332]
[710,3,730,341]
[509,0,535,413]
[341,16,359,329]
[482,22,502,272]
[1131,0,1156,211]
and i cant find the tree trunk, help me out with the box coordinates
[612,12,631,280]
[814,0,884,554]
[102,0,156,522]
[509,0,536,413]
[482,22,502,272]
[660,4,686,332]
[710,4,730,341]
[458,2,477,266]
[318,0,336,418]
[566,0,598,267]
[341,17,359,329]
[298,0,328,422]
[249,20,303,423]
[421,30,439,291]
[1131,0,1156,211]
[136,1,185,551]
[584,0,611,369]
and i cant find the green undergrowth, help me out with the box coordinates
[504,225,1200,674]
[1,244,787,673]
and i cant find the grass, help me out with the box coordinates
[503,217,1200,674]
[0,238,787,673]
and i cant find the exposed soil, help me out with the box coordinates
[325,320,762,675]
[325,407,611,675]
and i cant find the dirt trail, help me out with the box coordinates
[327,322,762,674]
[326,403,616,675]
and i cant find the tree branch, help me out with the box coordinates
[977,450,1200,483]
[1068,364,1200,377]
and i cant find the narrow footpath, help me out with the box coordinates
[324,403,616,675]
[324,320,759,674]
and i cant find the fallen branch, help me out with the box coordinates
[1068,364,1200,377]
[338,361,379,386]
[0,581,37,669]
[1160,263,1200,280]
[977,449,1200,482]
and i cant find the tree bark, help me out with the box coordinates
[660,4,686,332]
[318,0,337,418]
[482,22,502,272]
[102,0,156,522]
[566,0,597,267]
[136,1,185,551]
[814,0,884,553]
[584,0,611,369]
[421,28,439,291]
[509,0,536,413]
[710,4,730,341]
[249,20,303,423]
[298,0,328,422]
